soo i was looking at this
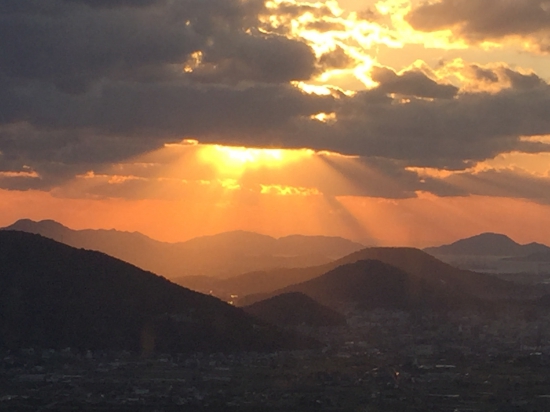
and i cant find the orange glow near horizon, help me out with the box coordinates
[4,0,550,267]
[4,188,550,248]
[4,141,550,248]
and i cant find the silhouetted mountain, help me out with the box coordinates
[0,231,316,353]
[182,247,527,304]
[242,260,479,312]
[2,219,363,279]
[243,292,347,328]
[329,247,525,301]
[502,251,550,262]
[424,233,550,257]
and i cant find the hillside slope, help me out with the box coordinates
[0,231,314,353]
[241,260,479,311]
[243,292,347,327]
[181,247,527,303]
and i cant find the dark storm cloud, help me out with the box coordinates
[0,0,276,92]
[370,66,458,99]
[425,169,550,204]
[4,68,550,189]
[0,78,333,137]
[503,68,546,90]
[0,0,322,189]
[189,31,317,84]
[329,81,550,168]
[272,2,335,19]
[305,20,347,32]
[61,0,162,8]
[406,0,550,52]
[2,0,550,202]
[319,46,354,70]
[470,65,499,83]
[1,0,194,93]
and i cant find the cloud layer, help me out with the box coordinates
[1,0,550,205]
[407,0,550,52]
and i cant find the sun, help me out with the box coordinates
[215,146,284,165]
[198,145,314,176]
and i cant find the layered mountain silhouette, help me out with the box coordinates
[180,247,529,304]
[0,231,316,353]
[240,260,481,312]
[243,292,347,328]
[2,219,363,279]
[424,232,550,257]
[503,251,550,262]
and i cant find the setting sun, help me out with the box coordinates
[198,145,315,176]
[2,0,550,248]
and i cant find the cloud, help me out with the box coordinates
[4,60,550,178]
[406,0,550,52]
[371,66,458,99]
[2,0,550,204]
[424,168,550,204]
[318,46,355,70]
[3,67,550,189]
[0,0,307,92]
[189,32,317,84]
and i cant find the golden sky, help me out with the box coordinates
[1,0,550,246]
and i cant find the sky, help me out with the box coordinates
[1,0,550,247]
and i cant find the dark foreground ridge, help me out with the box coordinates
[243,292,347,327]
[0,231,316,353]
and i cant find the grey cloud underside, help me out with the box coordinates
[0,0,279,92]
[1,0,550,202]
[319,46,354,70]
[423,169,550,204]
[407,0,550,51]
[371,66,458,99]
[2,72,550,194]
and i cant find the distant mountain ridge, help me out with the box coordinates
[503,251,550,262]
[241,259,481,312]
[0,231,315,352]
[237,247,532,307]
[2,219,364,279]
[179,246,528,303]
[424,232,550,257]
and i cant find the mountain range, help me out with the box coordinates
[424,232,550,257]
[2,219,364,279]
[0,231,315,353]
[242,259,484,312]
[3,224,548,354]
[177,246,532,304]
[237,246,537,308]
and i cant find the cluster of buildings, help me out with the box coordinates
[2,306,550,411]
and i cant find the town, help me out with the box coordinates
[3,305,550,412]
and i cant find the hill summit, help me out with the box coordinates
[424,232,550,257]
[241,259,480,312]
[0,231,314,353]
